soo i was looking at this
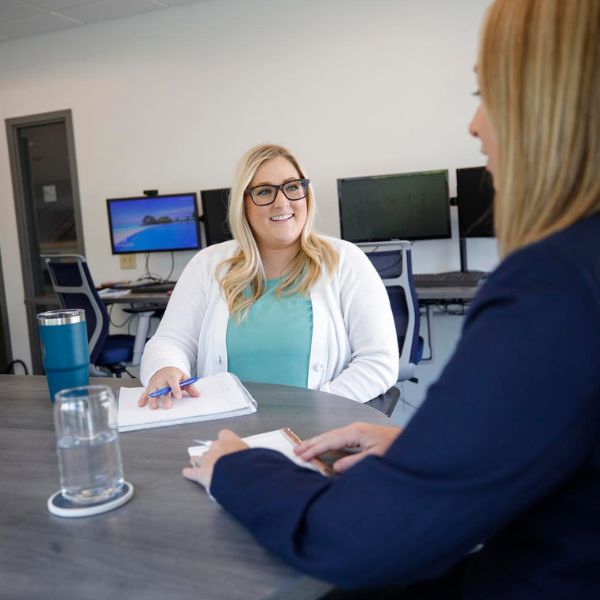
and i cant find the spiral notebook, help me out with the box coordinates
[117,372,257,432]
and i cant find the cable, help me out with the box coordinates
[108,304,135,329]
[165,252,175,282]
[5,359,29,375]
[143,252,171,283]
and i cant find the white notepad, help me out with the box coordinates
[188,428,333,476]
[117,372,257,432]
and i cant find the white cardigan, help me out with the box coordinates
[140,237,399,402]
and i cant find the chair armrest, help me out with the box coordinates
[364,386,400,417]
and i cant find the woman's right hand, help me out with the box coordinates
[138,367,200,410]
[294,422,401,473]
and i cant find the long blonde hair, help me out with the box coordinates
[218,144,339,321]
[479,0,600,257]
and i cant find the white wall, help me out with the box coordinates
[0,0,496,370]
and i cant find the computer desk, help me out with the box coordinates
[104,292,171,306]
[105,289,479,369]
[0,375,390,600]
[27,292,169,366]
[106,286,480,305]
[29,285,478,310]
[102,294,168,364]
[26,292,170,308]
[417,284,478,356]
[28,286,477,369]
[415,285,479,304]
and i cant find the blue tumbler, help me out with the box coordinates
[37,309,90,402]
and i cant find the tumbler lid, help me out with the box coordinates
[37,308,86,326]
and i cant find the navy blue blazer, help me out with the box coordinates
[212,215,600,598]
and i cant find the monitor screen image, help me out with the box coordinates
[456,166,495,238]
[106,193,201,254]
[200,188,232,246]
[338,170,451,243]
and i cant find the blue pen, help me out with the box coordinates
[148,377,199,398]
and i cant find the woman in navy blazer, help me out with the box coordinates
[183,1,600,597]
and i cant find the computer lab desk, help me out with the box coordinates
[117,288,480,305]
[103,294,169,364]
[415,285,478,304]
[27,292,170,367]
[414,285,479,368]
[26,292,169,309]
[29,285,478,309]
[27,287,476,370]
[103,292,170,306]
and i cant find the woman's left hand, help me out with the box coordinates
[182,429,249,490]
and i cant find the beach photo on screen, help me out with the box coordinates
[107,194,200,253]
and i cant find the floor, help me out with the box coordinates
[390,308,465,428]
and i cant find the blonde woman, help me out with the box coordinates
[139,144,399,407]
[185,1,600,597]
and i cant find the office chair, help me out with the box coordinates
[43,254,155,377]
[363,242,423,416]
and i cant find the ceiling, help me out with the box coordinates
[0,0,207,42]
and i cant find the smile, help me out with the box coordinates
[270,214,294,222]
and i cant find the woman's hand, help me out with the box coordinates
[138,367,200,409]
[182,429,249,490]
[294,422,401,473]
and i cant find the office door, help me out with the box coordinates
[0,246,12,373]
[5,110,85,374]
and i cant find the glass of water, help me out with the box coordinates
[53,385,124,505]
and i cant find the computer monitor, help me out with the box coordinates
[106,193,201,254]
[456,166,495,238]
[338,170,451,243]
[200,188,232,246]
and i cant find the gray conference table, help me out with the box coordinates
[0,375,390,600]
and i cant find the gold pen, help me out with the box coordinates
[282,427,335,477]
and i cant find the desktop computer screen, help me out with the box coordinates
[106,193,201,254]
[456,166,495,238]
[338,170,451,243]
[200,188,232,246]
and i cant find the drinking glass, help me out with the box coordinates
[53,385,124,505]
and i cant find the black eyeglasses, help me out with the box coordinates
[245,178,310,206]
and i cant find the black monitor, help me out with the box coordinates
[456,166,495,238]
[338,170,451,243]
[200,188,232,246]
[106,193,201,254]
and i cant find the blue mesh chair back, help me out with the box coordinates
[43,254,134,371]
[364,242,421,380]
[44,255,107,363]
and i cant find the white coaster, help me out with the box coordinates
[47,481,134,518]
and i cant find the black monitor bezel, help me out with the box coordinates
[337,170,452,243]
[106,192,201,255]
[456,166,495,238]
[200,187,232,247]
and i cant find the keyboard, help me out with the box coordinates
[413,271,487,288]
[97,288,132,298]
[129,282,176,294]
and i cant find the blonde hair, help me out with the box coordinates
[218,144,339,321]
[479,0,600,257]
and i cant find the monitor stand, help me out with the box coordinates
[459,237,469,272]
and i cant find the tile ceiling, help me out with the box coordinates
[0,0,207,42]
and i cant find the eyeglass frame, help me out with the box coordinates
[245,178,310,206]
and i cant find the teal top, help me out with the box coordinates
[226,278,313,388]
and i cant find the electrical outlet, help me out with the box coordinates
[120,254,136,270]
